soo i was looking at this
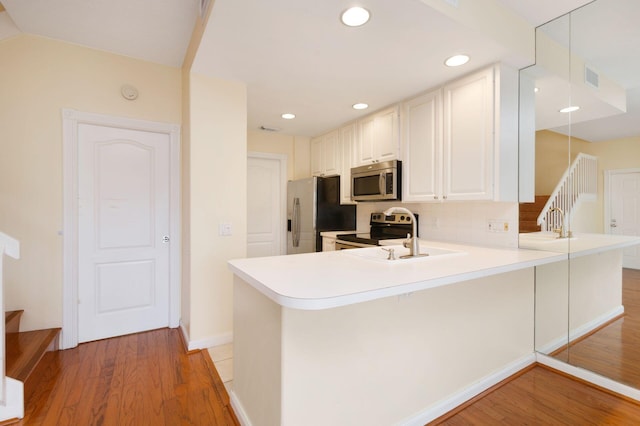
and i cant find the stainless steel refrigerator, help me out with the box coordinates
[287,176,356,254]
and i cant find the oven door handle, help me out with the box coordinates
[379,172,386,196]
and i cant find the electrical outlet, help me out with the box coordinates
[488,220,510,233]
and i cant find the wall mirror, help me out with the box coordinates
[521,0,640,391]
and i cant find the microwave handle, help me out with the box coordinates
[379,172,387,196]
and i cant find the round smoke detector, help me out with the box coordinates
[121,84,139,100]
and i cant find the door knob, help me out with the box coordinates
[162,236,170,243]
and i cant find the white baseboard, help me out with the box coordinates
[229,390,252,426]
[536,353,640,401]
[399,353,537,425]
[0,377,24,421]
[537,305,624,354]
[179,321,233,351]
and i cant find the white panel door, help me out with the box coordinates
[609,171,640,269]
[247,155,285,258]
[78,124,170,342]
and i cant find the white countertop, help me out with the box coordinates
[518,232,640,257]
[319,230,356,238]
[228,240,567,310]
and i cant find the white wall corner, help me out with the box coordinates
[229,390,252,426]
[0,378,24,422]
[180,321,233,352]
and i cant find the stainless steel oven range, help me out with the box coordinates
[335,212,418,250]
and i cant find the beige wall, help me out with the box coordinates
[582,136,640,233]
[183,73,247,344]
[0,34,181,332]
[535,131,640,233]
[247,130,311,180]
[535,130,590,195]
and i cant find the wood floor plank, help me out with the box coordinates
[15,328,239,426]
[554,268,640,389]
[434,365,640,424]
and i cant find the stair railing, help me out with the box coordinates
[0,233,20,408]
[537,153,598,232]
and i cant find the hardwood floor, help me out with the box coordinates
[556,268,640,388]
[12,271,640,425]
[13,328,239,425]
[433,365,640,425]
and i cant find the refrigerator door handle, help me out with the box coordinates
[379,172,386,196]
[292,197,301,247]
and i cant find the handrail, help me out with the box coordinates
[537,153,598,232]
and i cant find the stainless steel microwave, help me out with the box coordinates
[351,160,402,202]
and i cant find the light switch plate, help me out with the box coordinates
[219,223,233,236]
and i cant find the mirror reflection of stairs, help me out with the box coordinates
[520,196,550,233]
[5,310,61,383]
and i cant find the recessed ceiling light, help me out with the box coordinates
[352,103,369,110]
[559,106,580,113]
[281,113,296,119]
[534,87,540,93]
[445,54,470,67]
[341,7,370,27]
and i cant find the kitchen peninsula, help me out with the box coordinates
[227,241,566,425]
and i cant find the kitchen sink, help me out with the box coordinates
[343,245,464,263]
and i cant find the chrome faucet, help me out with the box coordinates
[383,207,420,257]
[549,207,569,238]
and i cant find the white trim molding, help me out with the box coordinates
[536,353,640,402]
[399,354,536,425]
[180,320,233,352]
[62,109,181,349]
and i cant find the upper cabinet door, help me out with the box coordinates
[311,130,341,177]
[322,130,340,176]
[356,115,376,165]
[373,106,400,163]
[310,136,323,177]
[340,123,356,205]
[402,89,442,202]
[355,106,400,166]
[443,67,494,201]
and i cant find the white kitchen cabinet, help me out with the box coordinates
[339,123,356,204]
[402,89,442,202]
[442,66,494,201]
[402,64,519,202]
[355,105,400,166]
[322,236,336,251]
[311,130,340,177]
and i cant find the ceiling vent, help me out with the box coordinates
[585,65,600,89]
[260,126,280,132]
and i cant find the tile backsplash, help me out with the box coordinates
[356,201,519,248]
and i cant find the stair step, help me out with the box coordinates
[519,211,540,221]
[6,328,61,383]
[519,195,549,233]
[5,310,24,333]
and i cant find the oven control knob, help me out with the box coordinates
[400,215,405,221]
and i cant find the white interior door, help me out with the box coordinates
[77,124,171,342]
[608,170,640,269]
[247,153,286,258]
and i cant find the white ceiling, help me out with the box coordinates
[0,0,199,67]
[193,0,523,136]
[1,0,636,140]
